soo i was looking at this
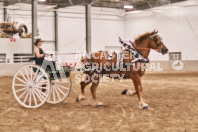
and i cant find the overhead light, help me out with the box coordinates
[124,5,133,9]
[38,0,46,2]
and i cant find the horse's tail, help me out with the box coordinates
[81,55,92,74]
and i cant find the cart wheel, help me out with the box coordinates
[12,64,50,108]
[47,76,71,104]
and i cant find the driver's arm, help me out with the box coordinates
[34,47,45,58]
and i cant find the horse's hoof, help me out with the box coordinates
[121,89,128,95]
[97,102,103,107]
[76,95,85,102]
[142,106,149,110]
[122,89,133,95]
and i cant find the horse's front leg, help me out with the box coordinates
[76,75,92,102]
[132,75,149,109]
[90,74,103,106]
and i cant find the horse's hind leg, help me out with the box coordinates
[76,75,92,102]
[121,89,137,96]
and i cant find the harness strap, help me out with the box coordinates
[119,37,149,63]
[107,51,113,63]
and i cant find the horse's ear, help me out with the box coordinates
[153,29,158,34]
[155,30,158,34]
[150,29,158,36]
[150,30,156,36]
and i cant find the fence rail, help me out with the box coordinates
[14,56,34,63]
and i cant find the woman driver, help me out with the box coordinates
[34,38,45,66]
[34,38,56,71]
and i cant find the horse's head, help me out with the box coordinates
[149,30,168,55]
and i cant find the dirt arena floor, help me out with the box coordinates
[0,71,198,132]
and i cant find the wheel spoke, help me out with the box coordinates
[32,90,37,106]
[36,74,45,82]
[35,88,47,97]
[35,89,45,101]
[57,84,69,90]
[54,87,61,101]
[37,86,48,90]
[59,79,70,83]
[34,89,44,102]
[15,87,28,93]
[53,86,56,101]
[34,82,48,86]
[23,91,29,104]
[25,67,30,82]
[39,80,48,83]
[29,91,32,106]
[18,89,28,99]
[56,86,66,96]
[19,71,28,83]
[48,88,52,101]
[36,82,48,86]
[14,84,27,87]
[30,66,33,81]
[33,68,39,82]
[16,76,27,85]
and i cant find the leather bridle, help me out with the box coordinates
[150,34,163,52]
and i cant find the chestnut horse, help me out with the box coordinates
[77,30,168,109]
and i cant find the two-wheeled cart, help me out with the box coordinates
[12,64,72,108]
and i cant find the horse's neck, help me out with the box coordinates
[135,41,150,59]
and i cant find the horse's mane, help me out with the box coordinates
[134,32,151,45]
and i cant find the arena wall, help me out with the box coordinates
[149,60,198,71]
[0,3,3,22]
[125,0,198,61]
[58,7,125,53]
[0,63,31,76]
[0,5,124,54]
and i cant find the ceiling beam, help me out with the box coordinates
[0,0,187,9]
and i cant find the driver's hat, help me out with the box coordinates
[34,38,43,46]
